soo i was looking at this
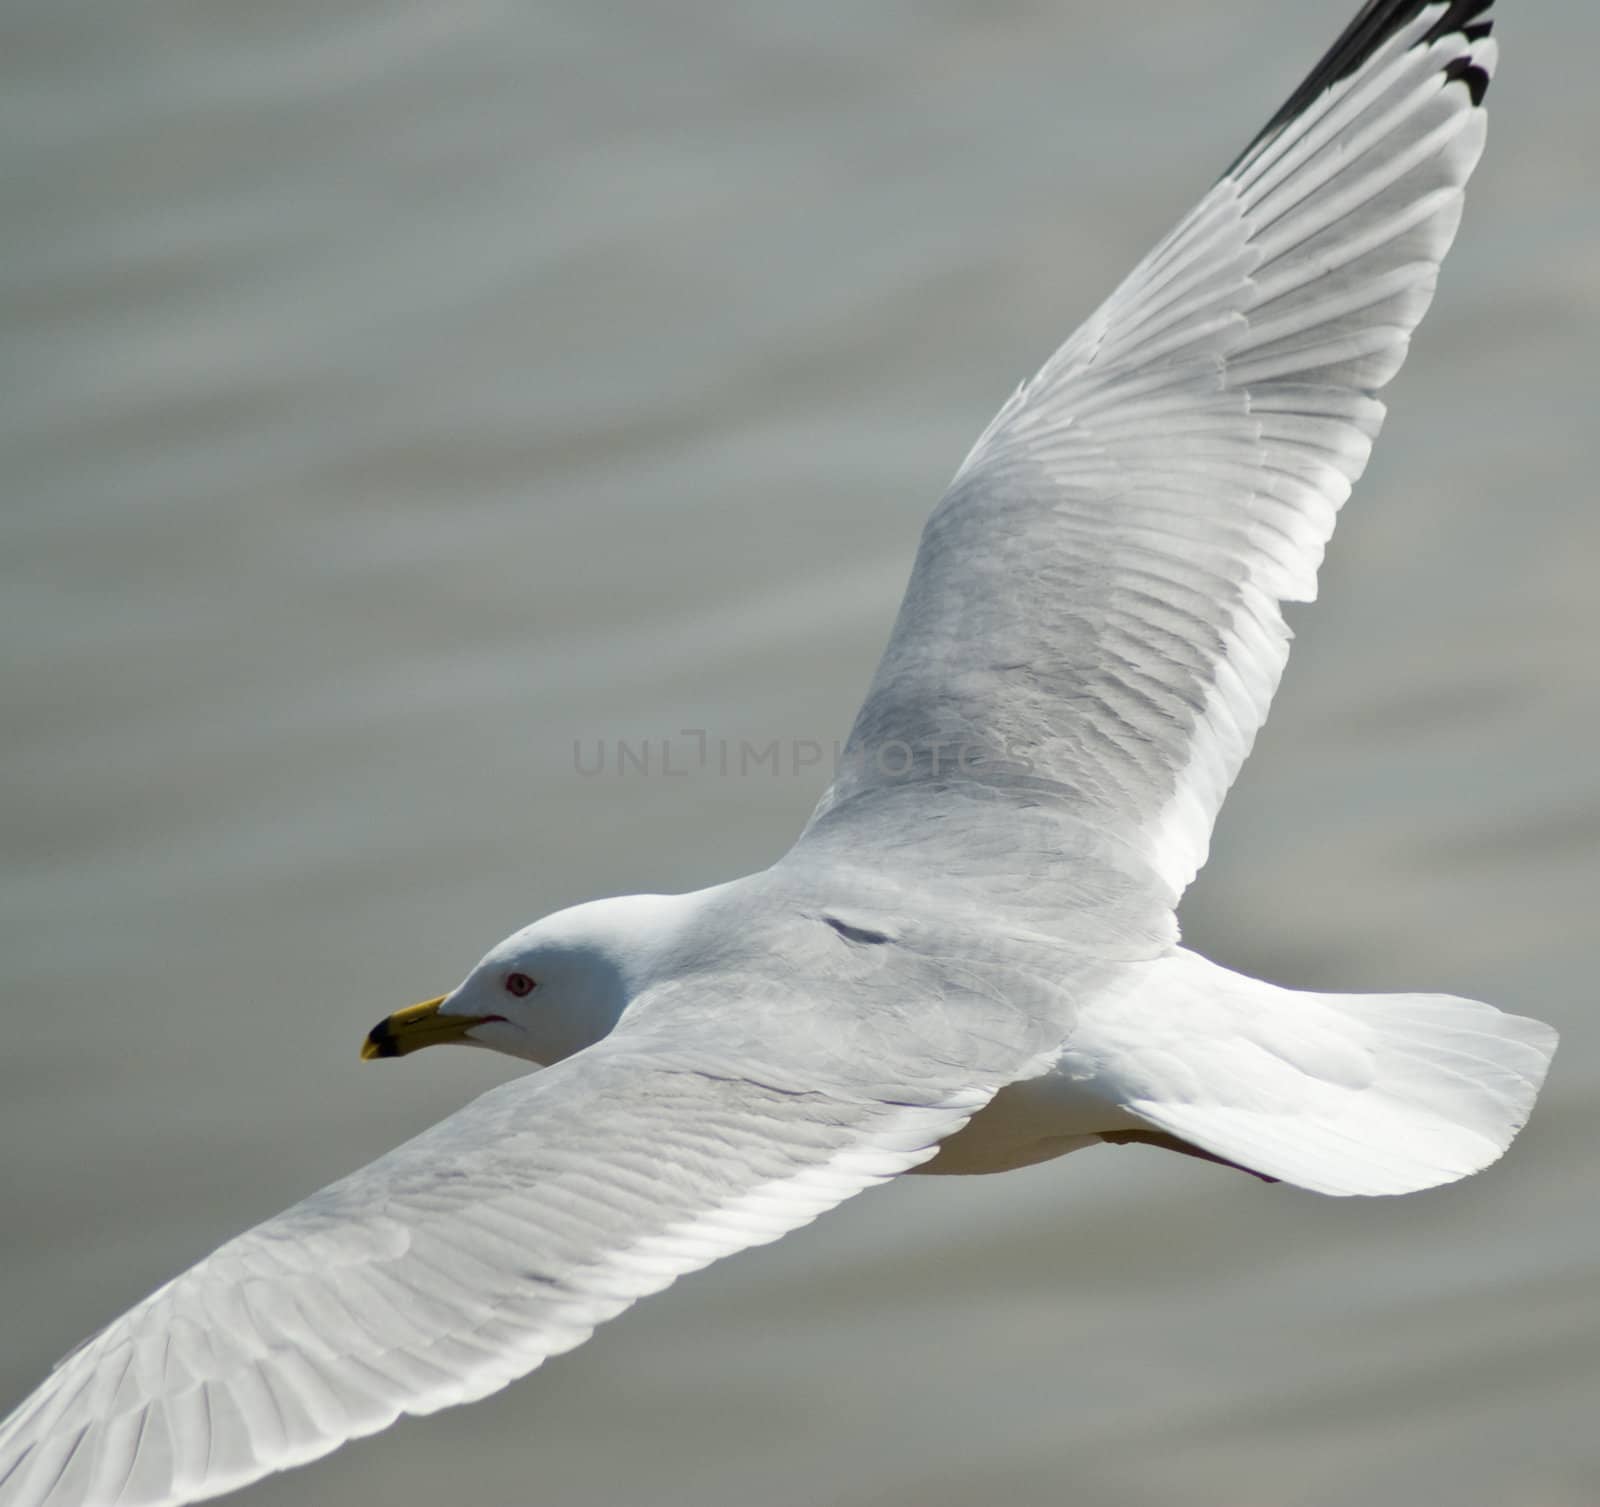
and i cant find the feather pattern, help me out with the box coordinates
[0,1039,985,1507]
[814,3,1499,904]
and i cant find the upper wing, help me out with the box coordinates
[811,1,1498,904]
[0,1037,987,1507]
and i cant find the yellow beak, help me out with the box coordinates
[361,995,497,1061]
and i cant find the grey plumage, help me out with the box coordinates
[0,6,1557,1505]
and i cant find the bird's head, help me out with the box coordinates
[361,892,692,1066]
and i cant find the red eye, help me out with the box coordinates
[505,972,535,998]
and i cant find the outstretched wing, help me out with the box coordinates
[812,1,1497,904]
[0,1039,987,1507]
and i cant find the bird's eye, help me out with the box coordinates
[505,972,536,998]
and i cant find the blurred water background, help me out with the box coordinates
[3,3,1597,1503]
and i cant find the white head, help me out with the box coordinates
[361,893,693,1066]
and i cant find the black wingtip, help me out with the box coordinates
[1442,53,1492,107]
[1227,0,1497,177]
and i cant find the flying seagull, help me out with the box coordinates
[0,3,1556,1504]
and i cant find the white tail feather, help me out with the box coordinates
[1063,950,1557,1197]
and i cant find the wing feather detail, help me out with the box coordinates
[0,1042,987,1507]
[813,4,1498,903]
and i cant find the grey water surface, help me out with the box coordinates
[3,3,1597,1504]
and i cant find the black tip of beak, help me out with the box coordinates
[362,1019,400,1060]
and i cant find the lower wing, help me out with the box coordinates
[0,1039,989,1507]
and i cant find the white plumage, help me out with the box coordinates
[0,5,1556,1505]
[0,1044,986,1506]
[824,9,1499,902]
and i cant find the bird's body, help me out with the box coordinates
[0,4,1558,1505]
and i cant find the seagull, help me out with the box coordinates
[0,3,1557,1504]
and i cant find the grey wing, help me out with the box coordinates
[0,1037,988,1507]
[811,2,1497,904]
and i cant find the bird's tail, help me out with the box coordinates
[1064,949,1557,1197]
